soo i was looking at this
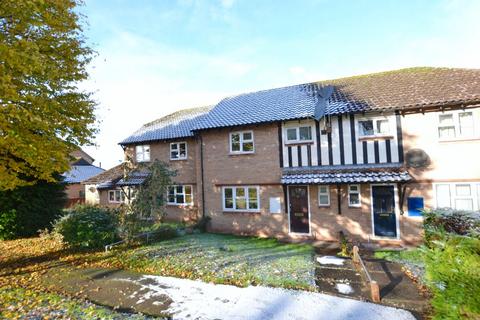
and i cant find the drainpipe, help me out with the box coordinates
[200,135,206,218]
[337,184,342,215]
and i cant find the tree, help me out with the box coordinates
[0,0,96,191]
[0,175,67,238]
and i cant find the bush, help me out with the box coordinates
[140,222,179,242]
[0,209,17,240]
[424,209,480,242]
[53,205,118,248]
[423,235,480,319]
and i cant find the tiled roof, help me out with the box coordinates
[281,170,411,184]
[116,172,149,187]
[194,67,480,130]
[82,163,124,185]
[120,106,213,145]
[63,165,105,184]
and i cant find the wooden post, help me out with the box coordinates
[370,280,380,303]
[352,246,359,264]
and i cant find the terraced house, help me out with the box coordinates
[86,67,480,246]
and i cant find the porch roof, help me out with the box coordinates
[281,169,411,184]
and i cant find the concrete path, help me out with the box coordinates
[314,255,428,319]
[45,267,415,320]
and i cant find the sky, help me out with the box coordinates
[79,0,480,168]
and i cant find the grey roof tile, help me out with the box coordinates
[120,106,213,145]
[281,170,411,184]
[63,165,105,184]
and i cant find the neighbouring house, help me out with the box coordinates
[63,150,105,207]
[96,67,480,246]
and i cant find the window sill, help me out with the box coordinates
[228,152,255,156]
[438,137,480,143]
[284,141,314,146]
[170,158,188,161]
[318,205,330,207]
[348,205,362,208]
[167,203,194,207]
[223,210,261,214]
[358,135,394,141]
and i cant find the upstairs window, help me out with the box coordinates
[438,112,475,139]
[167,185,193,205]
[358,119,390,137]
[170,142,187,160]
[230,131,254,154]
[136,145,150,162]
[223,186,259,212]
[348,185,361,207]
[108,190,125,203]
[286,126,312,143]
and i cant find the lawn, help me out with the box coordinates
[374,248,425,280]
[0,232,316,318]
[78,233,316,290]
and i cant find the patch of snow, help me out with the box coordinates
[117,275,415,320]
[316,255,346,266]
[335,283,354,295]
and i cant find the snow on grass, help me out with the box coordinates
[335,283,354,295]
[316,255,346,266]
[119,275,415,320]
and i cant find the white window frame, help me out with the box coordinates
[229,131,255,154]
[357,117,392,138]
[318,185,330,206]
[285,126,313,144]
[135,145,150,162]
[222,186,260,212]
[434,182,480,211]
[437,110,478,141]
[108,189,125,203]
[170,142,188,160]
[167,185,193,205]
[348,184,361,207]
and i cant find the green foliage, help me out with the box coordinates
[128,160,175,219]
[0,176,66,237]
[0,0,97,190]
[53,205,118,248]
[423,235,480,319]
[0,209,17,240]
[143,223,178,242]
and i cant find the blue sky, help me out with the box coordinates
[80,0,480,168]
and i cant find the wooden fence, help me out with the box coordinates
[352,246,380,302]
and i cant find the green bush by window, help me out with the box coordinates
[0,210,17,240]
[53,205,119,248]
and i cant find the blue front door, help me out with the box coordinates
[372,185,397,238]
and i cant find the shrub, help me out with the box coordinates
[0,209,17,240]
[53,205,118,248]
[193,216,211,233]
[142,222,178,242]
[424,209,480,242]
[423,235,480,319]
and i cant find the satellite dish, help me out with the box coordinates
[406,149,430,168]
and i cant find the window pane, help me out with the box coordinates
[243,142,254,152]
[224,188,233,199]
[319,186,328,193]
[176,194,185,204]
[319,195,329,205]
[299,126,312,140]
[171,144,178,150]
[248,200,258,210]
[439,114,454,126]
[287,128,297,140]
[236,188,245,197]
[185,195,192,203]
[359,121,374,136]
[456,184,471,196]
[179,143,187,157]
[176,186,183,193]
[436,184,451,208]
[171,150,179,159]
[243,132,252,140]
[459,112,474,136]
[438,126,456,138]
[109,192,114,201]
[236,198,247,210]
[248,188,257,200]
[225,198,234,209]
[349,194,360,205]
[349,185,359,192]
[168,187,175,195]
[115,191,121,202]
[231,134,240,151]
[185,185,192,195]
[376,120,389,134]
[455,199,473,211]
[168,195,175,203]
